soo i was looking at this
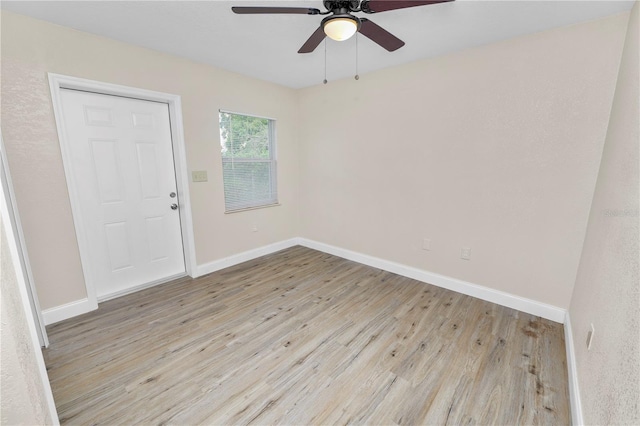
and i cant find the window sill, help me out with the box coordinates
[224,203,281,214]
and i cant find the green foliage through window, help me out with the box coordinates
[219,111,277,211]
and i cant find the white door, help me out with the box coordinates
[59,89,185,299]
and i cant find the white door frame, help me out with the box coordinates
[48,73,197,315]
[1,131,49,347]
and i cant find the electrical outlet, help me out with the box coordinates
[461,247,471,260]
[252,223,258,232]
[422,238,431,251]
[192,170,208,182]
[586,323,595,350]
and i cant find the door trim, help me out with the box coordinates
[48,73,197,320]
[1,131,49,346]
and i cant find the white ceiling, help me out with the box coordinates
[1,1,634,88]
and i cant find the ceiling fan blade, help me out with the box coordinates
[358,18,404,52]
[362,0,453,13]
[232,6,321,15]
[298,26,326,54]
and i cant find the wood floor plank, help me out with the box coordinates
[43,246,570,425]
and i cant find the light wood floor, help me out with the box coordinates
[44,246,570,425]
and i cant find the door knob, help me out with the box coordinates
[169,192,177,198]
[170,203,178,210]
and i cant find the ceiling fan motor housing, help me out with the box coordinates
[324,0,363,13]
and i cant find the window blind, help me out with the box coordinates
[219,111,278,211]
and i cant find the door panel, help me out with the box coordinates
[90,138,124,203]
[135,142,162,199]
[60,89,185,299]
[145,216,169,261]
[104,221,133,271]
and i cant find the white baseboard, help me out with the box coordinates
[42,237,567,326]
[42,297,97,325]
[298,238,566,323]
[564,313,584,425]
[195,238,300,277]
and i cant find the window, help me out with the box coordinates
[219,111,278,212]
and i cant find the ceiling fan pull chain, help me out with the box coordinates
[323,39,328,84]
[355,33,360,81]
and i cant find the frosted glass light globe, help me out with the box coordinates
[323,17,358,41]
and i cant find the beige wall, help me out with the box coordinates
[1,11,300,310]
[569,2,640,424]
[1,7,638,424]
[297,13,629,309]
[1,218,54,425]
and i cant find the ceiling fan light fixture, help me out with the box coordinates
[323,16,359,41]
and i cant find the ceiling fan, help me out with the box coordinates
[232,1,454,54]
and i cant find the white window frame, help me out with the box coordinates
[219,110,278,213]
